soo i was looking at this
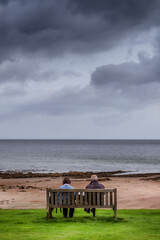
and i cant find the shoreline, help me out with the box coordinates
[0,170,160,179]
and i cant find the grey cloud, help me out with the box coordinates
[0,59,81,83]
[68,0,158,21]
[1,85,26,97]
[0,0,8,5]
[0,0,160,63]
[61,71,81,78]
[8,50,159,118]
[91,54,160,87]
[0,60,37,82]
[3,77,160,120]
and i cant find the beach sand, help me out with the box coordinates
[0,172,160,209]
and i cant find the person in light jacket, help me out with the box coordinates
[59,177,75,218]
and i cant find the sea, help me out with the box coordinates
[0,140,160,174]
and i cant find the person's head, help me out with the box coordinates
[91,174,98,181]
[63,177,71,185]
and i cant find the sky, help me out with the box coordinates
[0,0,160,139]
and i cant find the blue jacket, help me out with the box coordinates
[58,184,75,205]
[59,184,74,190]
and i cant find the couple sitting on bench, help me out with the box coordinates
[59,175,105,218]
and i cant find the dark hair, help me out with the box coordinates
[63,177,70,185]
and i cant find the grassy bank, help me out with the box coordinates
[0,209,160,240]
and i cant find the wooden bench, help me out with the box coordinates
[46,188,117,218]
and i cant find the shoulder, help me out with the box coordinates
[86,183,91,189]
[98,183,105,188]
[86,183,90,188]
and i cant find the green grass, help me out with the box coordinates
[0,209,160,240]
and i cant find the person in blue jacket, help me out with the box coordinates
[59,177,75,218]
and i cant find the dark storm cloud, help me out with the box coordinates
[0,0,8,5]
[91,53,160,87]
[68,0,158,21]
[0,0,160,63]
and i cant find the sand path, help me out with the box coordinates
[0,176,160,209]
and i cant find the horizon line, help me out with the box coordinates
[0,138,160,141]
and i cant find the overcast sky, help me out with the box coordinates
[0,0,160,139]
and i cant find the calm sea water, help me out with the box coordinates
[0,140,160,174]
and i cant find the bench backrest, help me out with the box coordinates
[46,188,117,209]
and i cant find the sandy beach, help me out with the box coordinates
[0,171,160,210]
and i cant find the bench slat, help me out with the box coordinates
[80,192,83,206]
[63,192,66,205]
[55,192,57,206]
[68,192,70,205]
[48,189,114,192]
[72,192,75,206]
[110,192,113,206]
[93,192,95,205]
[59,192,62,205]
[51,192,54,205]
[106,192,108,206]
[85,192,87,206]
[50,204,113,209]
[97,192,100,206]
[101,192,104,206]
[89,192,91,205]
[76,192,79,206]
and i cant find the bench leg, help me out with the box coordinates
[113,207,117,219]
[47,208,53,218]
[114,188,117,219]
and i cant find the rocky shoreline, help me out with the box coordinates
[0,170,160,179]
